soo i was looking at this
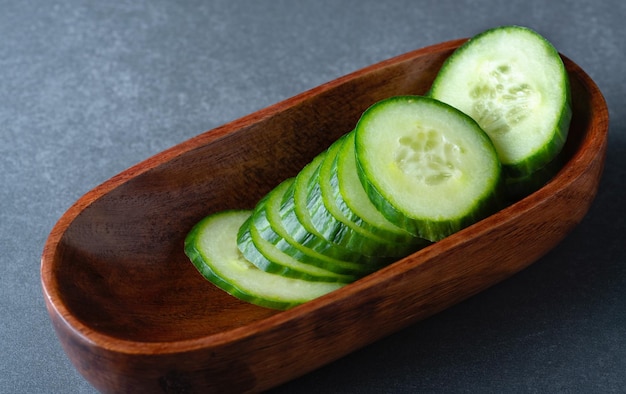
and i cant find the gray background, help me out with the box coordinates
[2,0,624,392]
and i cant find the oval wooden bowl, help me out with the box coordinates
[41,38,608,393]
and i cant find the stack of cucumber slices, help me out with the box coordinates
[184,25,571,310]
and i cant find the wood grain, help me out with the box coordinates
[41,38,608,393]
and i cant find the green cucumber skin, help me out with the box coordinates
[304,149,345,244]
[501,91,571,179]
[355,95,503,242]
[279,157,378,264]
[185,210,343,310]
[237,213,356,283]
[242,178,376,276]
[311,135,418,258]
[428,25,571,181]
[237,213,274,272]
[290,150,395,264]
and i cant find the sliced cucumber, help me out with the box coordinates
[332,131,428,245]
[315,134,421,257]
[239,178,375,276]
[279,153,376,264]
[185,25,570,310]
[237,212,357,283]
[428,25,571,189]
[303,137,351,246]
[354,95,502,242]
[184,210,344,310]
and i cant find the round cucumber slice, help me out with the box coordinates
[184,210,344,310]
[429,25,571,182]
[311,134,418,258]
[355,95,502,242]
[332,130,428,245]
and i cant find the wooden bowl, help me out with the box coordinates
[41,38,608,393]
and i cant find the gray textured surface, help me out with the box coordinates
[2,1,624,392]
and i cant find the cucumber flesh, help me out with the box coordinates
[184,210,344,310]
[316,134,421,257]
[304,137,351,246]
[332,131,428,245]
[355,95,502,241]
[429,25,571,183]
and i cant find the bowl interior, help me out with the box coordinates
[46,46,595,344]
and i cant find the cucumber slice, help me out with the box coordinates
[184,210,344,310]
[303,137,352,246]
[428,25,571,184]
[332,131,428,245]
[237,213,357,283]
[355,95,502,242]
[280,153,376,264]
[312,134,419,258]
[240,178,375,276]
